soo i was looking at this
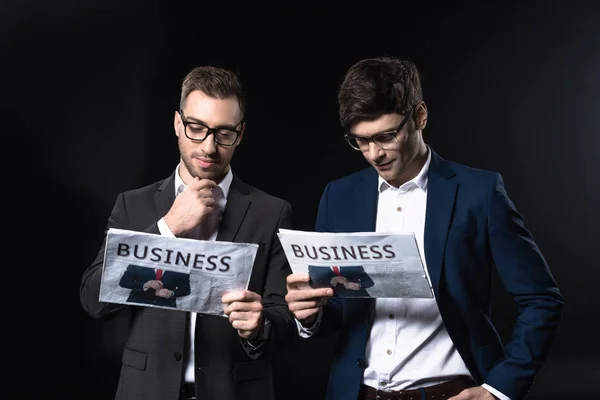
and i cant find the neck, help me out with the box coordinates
[388,142,429,188]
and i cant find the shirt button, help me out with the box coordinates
[388,314,394,319]
[386,349,392,355]
[173,352,182,361]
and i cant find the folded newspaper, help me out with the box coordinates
[277,228,433,298]
[99,228,259,316]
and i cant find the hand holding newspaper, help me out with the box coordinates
[277,228,433,298]
[99,228,259,316]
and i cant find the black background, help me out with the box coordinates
[2,2,599,399]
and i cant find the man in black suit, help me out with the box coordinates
[80,65,295,400]
[118,264,191,308]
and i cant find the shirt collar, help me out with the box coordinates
[378,146,431,193]
[174,165,234,198]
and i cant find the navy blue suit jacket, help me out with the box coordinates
[314,150,563,400]
[119,264,191,308]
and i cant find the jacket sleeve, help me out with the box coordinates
[244,201,297,358]
[313,182,343,336]
[80,192,161,320]
[483,173,564,399]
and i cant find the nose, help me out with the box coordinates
[366,141,385,162]
[198,135,217,155]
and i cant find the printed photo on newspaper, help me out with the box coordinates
[277,228,433,299]
[99,228,259,316]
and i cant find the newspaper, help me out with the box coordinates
[277,228,433,298]
[99,228,259,316]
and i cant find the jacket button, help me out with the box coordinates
[357,358,364,368]
[174,352,182,361]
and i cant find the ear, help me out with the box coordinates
[174,110,181,137]
[414,101,428,130]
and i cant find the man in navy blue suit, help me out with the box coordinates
[118,264,191,308]
[285,57,563,400]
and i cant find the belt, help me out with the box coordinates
[358,377,476,400]
[180,383,196,400]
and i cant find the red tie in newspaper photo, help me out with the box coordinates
[155,269,164,280]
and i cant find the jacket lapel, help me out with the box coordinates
[216,175,251,243]
[350,168,379,232]
[423,150,457,297]
[155,172,177,224]
[347,169,379,314]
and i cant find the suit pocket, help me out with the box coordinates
[233,360,271,383]
[121,347,147,371]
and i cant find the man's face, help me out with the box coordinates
[174,90,244,184]
[350,106,426,187]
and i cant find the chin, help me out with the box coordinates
[195,171,215,180]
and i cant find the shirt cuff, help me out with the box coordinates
[157,218,176,237]
[295,309,323,338]
[482,384,511,400]
[246,318,271,349]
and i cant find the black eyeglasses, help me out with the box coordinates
[344,109,413,151]
[178,110,243,146]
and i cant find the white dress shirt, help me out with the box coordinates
[363,149,474,390]
[157,164,233,383]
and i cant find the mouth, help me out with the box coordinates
[195,158,218,168]
[374,160,393,170]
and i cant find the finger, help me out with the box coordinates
[288,288,333,302]
[287,300,323,313]
[286,273,310,286]
[186,177,202,191]
[240,290,261,302]
[230,319,259,332]
[197,187,217,199]
[202,198,216,208]
[228,311,241,323]
[226,301,263,314]
[197,179,217,191]
[222,290,243,304]
[222,290,261,304]
[228,310,260,322]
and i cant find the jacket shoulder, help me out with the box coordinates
[445,159,501,186]
[324,167,376,192]
[244,183,291,209]
[119,177,171,199]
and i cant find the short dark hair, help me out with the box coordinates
[338,57,423,131]
[180,66,246,116]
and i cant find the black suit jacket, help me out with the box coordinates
[119,264,191,308]
[80,172,295,400]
